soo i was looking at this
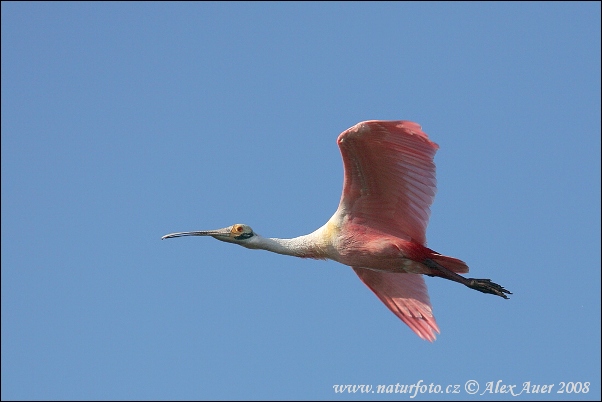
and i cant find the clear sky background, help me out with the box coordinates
[2,2,600,400]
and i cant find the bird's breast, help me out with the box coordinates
[323,219,429,274]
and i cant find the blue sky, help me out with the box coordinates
[1,2,600,400]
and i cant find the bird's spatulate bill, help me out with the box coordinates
[162,226,232,240]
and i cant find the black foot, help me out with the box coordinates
[467,278,512,299]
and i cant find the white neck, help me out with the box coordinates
[245,229,330,259]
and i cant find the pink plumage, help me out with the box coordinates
[353,267,439,342]
[337,121,438,246]
[336,121,455,341]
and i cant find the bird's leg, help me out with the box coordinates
[423,259,511,299]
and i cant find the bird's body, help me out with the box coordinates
[163,120,510,341]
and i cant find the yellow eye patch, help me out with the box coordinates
[230,225,245,237]
[230,224,254,240]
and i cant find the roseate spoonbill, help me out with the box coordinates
[163,120,510,341]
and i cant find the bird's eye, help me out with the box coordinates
[231,224,253,240]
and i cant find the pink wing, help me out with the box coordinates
[353,267,440,342]
[337,120,438,245]
[337,121,440,340]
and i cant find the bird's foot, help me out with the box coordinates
[466,278,512,299]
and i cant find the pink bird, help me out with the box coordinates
[163,120,510,341]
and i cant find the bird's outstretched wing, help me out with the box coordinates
[337,121,438,245]
[353,267,439,342]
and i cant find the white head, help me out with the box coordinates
[162,223,258,247]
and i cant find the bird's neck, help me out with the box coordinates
[252,229,331,259]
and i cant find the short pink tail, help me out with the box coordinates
[430,254,469,274]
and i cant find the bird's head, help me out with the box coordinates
[162,223,257,246]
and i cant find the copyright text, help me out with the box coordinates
[332,380,591,397]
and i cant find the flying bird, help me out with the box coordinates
[163,120,510,341]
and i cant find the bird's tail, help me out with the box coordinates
[430,254,469,274]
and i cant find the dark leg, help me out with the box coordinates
[424,259,511,299]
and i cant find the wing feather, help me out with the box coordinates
[353,267,439,342]
[337,121,438,245]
